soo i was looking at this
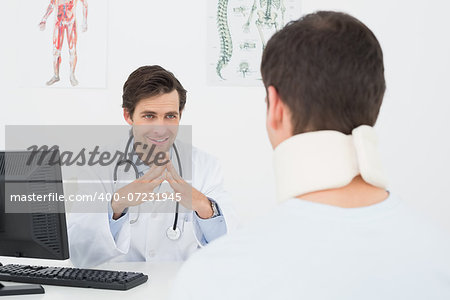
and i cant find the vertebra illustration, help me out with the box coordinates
[216,0,233,80]
[233,6,247,17]
[239,41,257,50]
[238,61,250,78]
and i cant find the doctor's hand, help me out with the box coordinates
[111,163,167,219]
[165,161,214,219]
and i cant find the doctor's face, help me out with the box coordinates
[124,90,181,164]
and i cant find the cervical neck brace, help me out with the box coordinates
[273,125,388,203]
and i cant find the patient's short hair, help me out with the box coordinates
[261,11,385,135]
[122,65,187,118]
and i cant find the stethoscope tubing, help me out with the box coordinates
[113,135,183,234]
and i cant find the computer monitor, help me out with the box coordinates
[0,150,69,260]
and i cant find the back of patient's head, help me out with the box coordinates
[261,11,385,135]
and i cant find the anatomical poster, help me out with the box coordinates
[18,0,107,88]
[207,0,301,86]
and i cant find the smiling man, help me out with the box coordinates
[68,65,236,267]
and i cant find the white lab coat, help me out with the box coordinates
[67,140,237,267]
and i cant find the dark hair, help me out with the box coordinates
[261,11,386,135]
[122,65,187,118]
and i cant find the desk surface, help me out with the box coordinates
[0,257,182,300]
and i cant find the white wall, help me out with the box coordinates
[1,0,449,231]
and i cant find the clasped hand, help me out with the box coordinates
[112,157,213,219]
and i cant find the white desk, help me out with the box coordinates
[0,257,182,299]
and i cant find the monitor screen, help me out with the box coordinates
[0,150,69,260]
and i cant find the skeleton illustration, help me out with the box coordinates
[238,61,250,78]
[233,6,247,17]
[244,0,286,49]
[239,41,257,50]
[39,0,88,86]
[216,0,233,80]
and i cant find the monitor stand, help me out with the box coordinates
[0,282,44,296]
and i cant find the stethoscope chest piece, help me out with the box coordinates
[166,226,181,241]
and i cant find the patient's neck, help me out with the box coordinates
[296,175,389,208]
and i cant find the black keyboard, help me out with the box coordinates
[0,263,148,290]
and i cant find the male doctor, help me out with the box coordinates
[68,65,236,267]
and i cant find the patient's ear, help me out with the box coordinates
[267,86,285,131]
[266,86,294,148]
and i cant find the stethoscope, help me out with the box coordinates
[113,135,183,241]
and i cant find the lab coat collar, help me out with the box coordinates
[273,125,388,203]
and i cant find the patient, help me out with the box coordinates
[171,11,450,299]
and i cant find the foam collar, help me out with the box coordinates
[273,125,388,203]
